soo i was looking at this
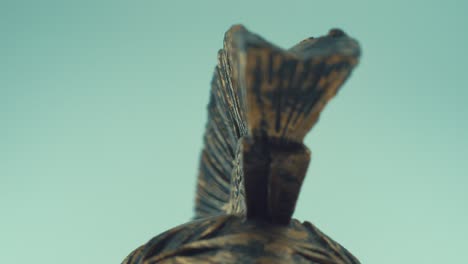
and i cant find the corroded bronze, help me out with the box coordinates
[123,25,361,264]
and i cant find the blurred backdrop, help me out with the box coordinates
[1,0,467,263]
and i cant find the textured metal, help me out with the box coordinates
[123,216,359,264]
[123,25,361,264]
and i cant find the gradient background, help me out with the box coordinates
[1,1,467,263]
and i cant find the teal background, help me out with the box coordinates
[1,1,467,263]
